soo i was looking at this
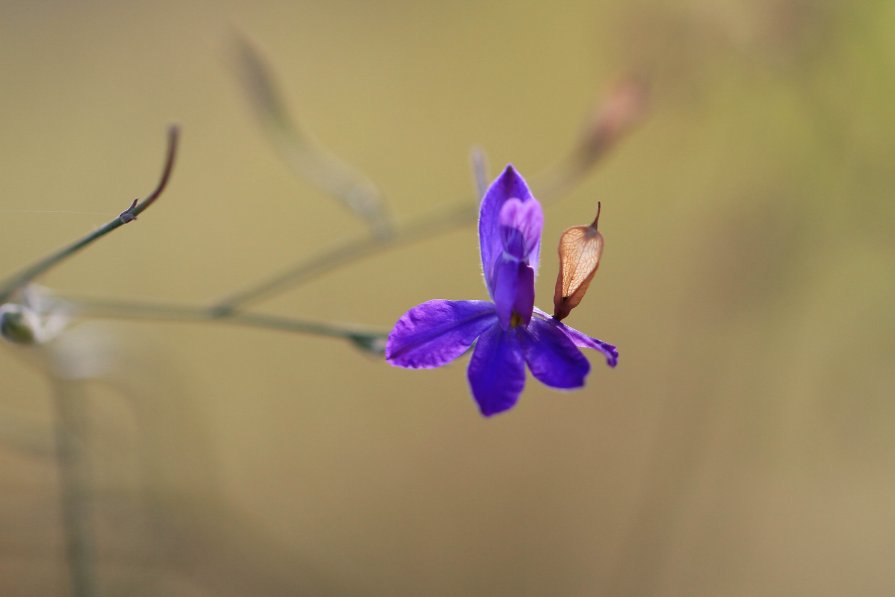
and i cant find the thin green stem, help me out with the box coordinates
[0,127,180,304]
[66,296,388,350]
[51,380,97,597]
[209,201,476,316]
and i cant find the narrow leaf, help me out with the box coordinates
[234,36,393,239]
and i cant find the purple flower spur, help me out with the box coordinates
[386,166,617,416]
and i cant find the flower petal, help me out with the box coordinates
[492,258,535,330]
[521,317,590,388]
[533,307,619,367]
[498,197,542,267]
[386,300,497,368]
[467,325,526,416]
[479,166,536,297]
[559,326,619,368]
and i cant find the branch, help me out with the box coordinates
[215,72,647,315]
[208,201,475,316]
[206,117,625,315]
[0,126,180,303]
[66,296,389,355]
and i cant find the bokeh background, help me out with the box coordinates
[1,0,894,595]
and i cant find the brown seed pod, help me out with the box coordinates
[553,202,604,321]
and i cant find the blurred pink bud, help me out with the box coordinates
[579,78,649,162]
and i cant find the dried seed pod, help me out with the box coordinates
[553,202,604,321]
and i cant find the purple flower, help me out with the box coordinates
[386,166,618,416]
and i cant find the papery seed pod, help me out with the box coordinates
[553,202,604,321]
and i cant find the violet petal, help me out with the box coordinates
[467,326,526,416]
[521,317,590,388]
[533,307,619,367]
[479,166,535,298]
[386,300,498,368]
[492,258,535,330]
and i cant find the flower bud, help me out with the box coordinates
[578,78,649,165]
[0,286,72,345]
[0,304,41,345]
[553,202,605,321]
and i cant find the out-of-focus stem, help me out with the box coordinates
[228,41,647,316]
[51,380,97,597]
[216,68,647,315]
[470,147,490,199]
[207,110,629,316]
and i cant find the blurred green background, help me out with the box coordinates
[1,0,894,595]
